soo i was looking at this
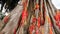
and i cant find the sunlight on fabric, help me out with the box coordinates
[52,0,60,9]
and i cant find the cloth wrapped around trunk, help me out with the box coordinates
[0,0,60,34]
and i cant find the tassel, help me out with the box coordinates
[3,16,9,23]
[37,17,41,28]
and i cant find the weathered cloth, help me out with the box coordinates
[0,0,60,34]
